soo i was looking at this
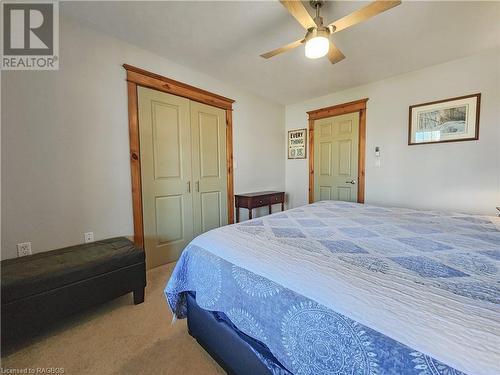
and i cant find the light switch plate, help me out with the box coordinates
[17,242,32,257]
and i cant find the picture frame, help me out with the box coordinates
[288,128,307,159]
[408,93,481,145]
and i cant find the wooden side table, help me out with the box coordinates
[235,191,285,223]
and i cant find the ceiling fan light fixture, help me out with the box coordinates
[304,27,330,59]
[305,35,329,59]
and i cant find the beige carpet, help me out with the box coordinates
[1,263,225,375]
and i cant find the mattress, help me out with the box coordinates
[165,201,500,375]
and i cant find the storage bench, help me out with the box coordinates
[1,237,146,346]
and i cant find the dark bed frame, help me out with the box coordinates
[186,292,289,375]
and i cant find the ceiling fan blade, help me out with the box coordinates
[328,0,401,34]
[327,41,345,64]
[280,0,317,30]
[260,39,304,59]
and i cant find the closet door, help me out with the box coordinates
[190,101,228,236]
[138,87,194,268]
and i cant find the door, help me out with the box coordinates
[190,101,228,236]
[138,87,194,268]
[314,112,359,202]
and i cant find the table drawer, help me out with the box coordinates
[269,193,284,204]
[252,196,270,207]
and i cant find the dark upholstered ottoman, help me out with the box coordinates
[1,237,146,347]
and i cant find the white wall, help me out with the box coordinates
[286,49,500,215]
[3,16,498,261]
[1,16,285,260]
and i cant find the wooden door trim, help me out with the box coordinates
[124,64,235,250]
[307,98,368,204]
[123,64,235,110]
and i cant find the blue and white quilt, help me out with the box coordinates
[165,201,500,375]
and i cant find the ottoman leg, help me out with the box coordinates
[133,288,145,305]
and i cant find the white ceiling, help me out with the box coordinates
[62,1,500,104]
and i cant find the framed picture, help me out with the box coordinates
[288,128,307,159]
[408,93,481,145]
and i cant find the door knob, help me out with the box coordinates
[346,180,356,184]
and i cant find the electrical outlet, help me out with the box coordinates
[17,242,32,257]
[84,232,94,243]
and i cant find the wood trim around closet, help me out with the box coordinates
[307,98,368,205]
[123,64,236,250]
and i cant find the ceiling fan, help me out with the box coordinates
[261,0,401,64]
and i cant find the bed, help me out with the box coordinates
[165,201,500,375]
